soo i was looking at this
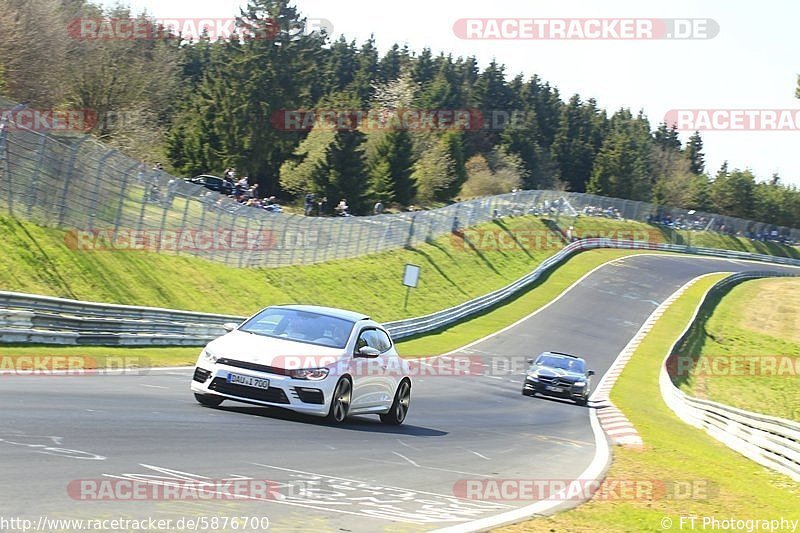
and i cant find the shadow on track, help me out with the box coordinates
[206,404,448,436]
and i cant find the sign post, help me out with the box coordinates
[402,264,421,311]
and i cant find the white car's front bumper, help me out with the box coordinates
[190,362,336,417]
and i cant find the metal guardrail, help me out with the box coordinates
[659,271,800,481]
[0,291,244,346]
[2,238,800,346]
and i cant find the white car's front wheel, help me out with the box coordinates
[380,380,411,425]
[326,378,352,423]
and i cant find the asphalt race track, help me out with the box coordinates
[1,254,796,532]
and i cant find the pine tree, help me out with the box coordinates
[586,109,652,201]
[365,128,415,205]
[551,95,603,192]
[685,131,705,174]
[324,36,358,93]
[653,122,681,151]
[350,36,379,105]
[377,44,410,83]
[710,168,755,219]
[327,128,368,214]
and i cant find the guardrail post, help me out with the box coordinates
[89,150,116,231]
[0,103,30,217]
[28,133,48,217]
[236,213,252,267]
[56,137,90,227]
[406,214,416,248]
[112,163,137,239]
[156,198,170,253]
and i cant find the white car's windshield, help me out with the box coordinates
[239,308,354,349]
[534,355,585,373]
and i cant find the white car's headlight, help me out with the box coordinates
[201,348,221,364]
[288,367,330,381]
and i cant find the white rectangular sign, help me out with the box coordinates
[403,264,421,288]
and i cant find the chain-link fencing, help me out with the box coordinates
[1,97,798,268]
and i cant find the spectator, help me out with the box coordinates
[224,167,236,183]
[318,196,327,216]
[165,178,177,207]
[374,201,384,215]
[305,193,315,216]
[335,198,349,216]
[151,162,163,187]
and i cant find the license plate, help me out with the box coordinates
[545,385,564,392]
[227,373,270,390]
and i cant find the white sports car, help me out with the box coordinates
[190,305,412,424]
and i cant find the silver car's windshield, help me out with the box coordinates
[239,308,354,349]
[534,355,585,373]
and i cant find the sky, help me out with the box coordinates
[103,0,800,186]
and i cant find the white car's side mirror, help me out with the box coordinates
[356,346,381,358]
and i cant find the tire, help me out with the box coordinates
[194,393,224,407]
[522,388,533,396]
[326,377,352,424]
[575,397,588,406]
[381,380,411,425]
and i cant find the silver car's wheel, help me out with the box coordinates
[380,380,411,425]
[326,378,351,423]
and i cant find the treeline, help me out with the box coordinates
[2,0,799,226]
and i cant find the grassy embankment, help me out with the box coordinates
[675,277,800,421]
[1,211,798,367]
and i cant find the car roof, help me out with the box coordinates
[272,304,370,323]
[537,351,585,361]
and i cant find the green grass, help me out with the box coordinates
[676,277,800,422]
[501,274,800,532]
[0,213,670,320]
[0,249,652,367]
[0,345,201,369]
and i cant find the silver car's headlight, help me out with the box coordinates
[201,348,221,364]
[573,381,586,387]
[526,372,539,381]
[288,367,330,381]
